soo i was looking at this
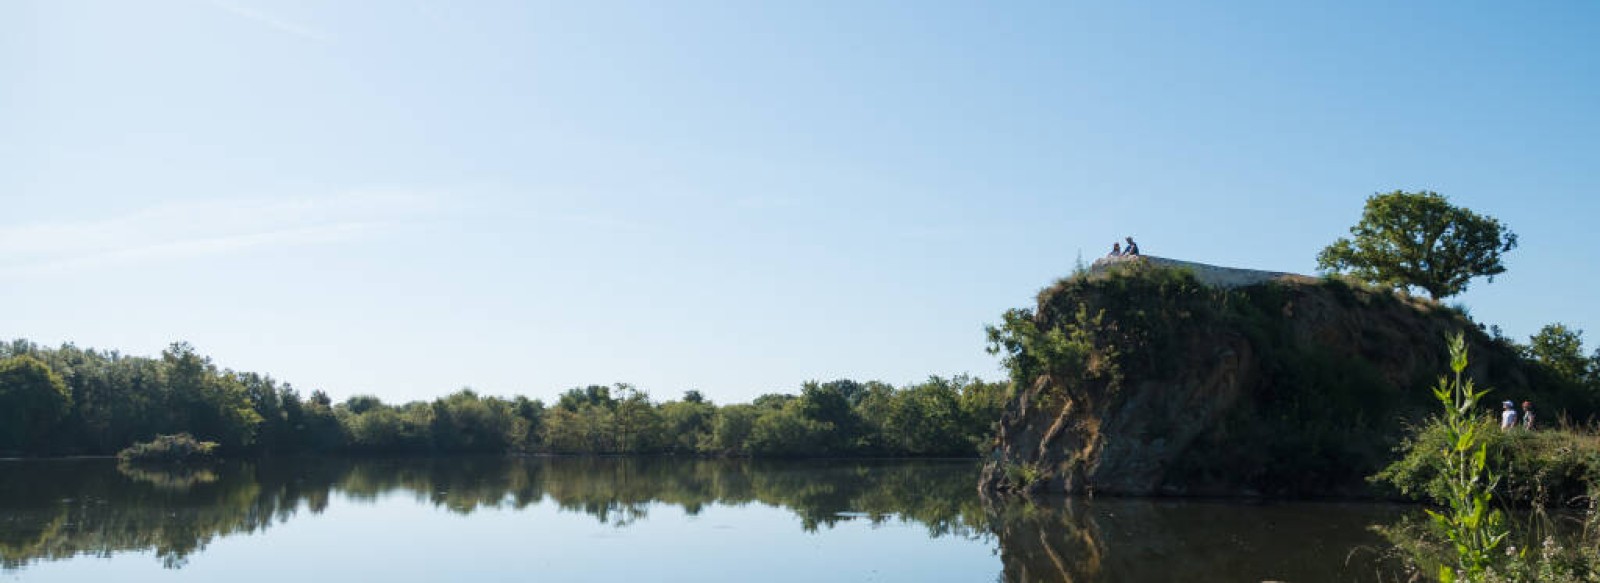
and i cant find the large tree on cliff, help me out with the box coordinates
[1316,190,1518,300]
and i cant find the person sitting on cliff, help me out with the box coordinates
[1500,400,1518,430]
[1124,237,1140,256]
[1522,401,1535,430]
[1110,242,1122,257]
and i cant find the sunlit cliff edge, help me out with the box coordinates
[979,257,1579,498]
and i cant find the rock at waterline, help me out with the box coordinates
[980,256,1547,497]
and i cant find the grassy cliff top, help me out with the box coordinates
[1088,255,1307,288]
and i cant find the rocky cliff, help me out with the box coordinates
[979,257,1570,497]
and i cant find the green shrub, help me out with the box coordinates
[116,433,219,464]
[1373,422,1600,509]
[1002,462,1043,490]
[1373,333,1600,582]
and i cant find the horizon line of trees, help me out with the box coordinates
[0,338,1008,458]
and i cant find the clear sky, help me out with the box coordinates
[4,1,1597,405]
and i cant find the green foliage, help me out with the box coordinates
[116,433,219,464]
[706,404,759,454]
[295,390,345,452]
[747,403,831,457]
[612,384,662,453]
[1497,430,1600,510]
[341,402,433,453]
[1526,324,1593,391]
[1317,190,1517,300]
[985,304,1109,394]
[795,381,865,453]
[1012,260,1209,383]
[1374,419,1488,505]
[752,392,795,410]
[859,375,1001,456]
[1489,538,1600,583]
[1404,333,1511,582]
[429,389,515,453]
[1,338,1005,460]
[343,395,383,415]
[956,377,1009,449]
[658,392,716,454]
[1375,420,1600,510]
[1001,462,1043,490]
[0,356,72,453]
[160,343,264,451]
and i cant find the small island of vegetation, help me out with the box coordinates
[116,433,219,465]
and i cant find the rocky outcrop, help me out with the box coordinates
[979,257,1570,498]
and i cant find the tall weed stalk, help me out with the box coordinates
[1427,332,1510,582]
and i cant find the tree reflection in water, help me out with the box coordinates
[0,457,989,570]
[0,458,1411,581]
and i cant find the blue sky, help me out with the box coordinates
[4,0,1597,404]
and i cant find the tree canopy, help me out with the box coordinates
[0,338,1006,459]
[1316,190,1517,299]
[0,355,72,452]
[1526,323,1596,391]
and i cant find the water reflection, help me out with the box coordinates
[986,496,1410,582]
[0,457,988,571]
[0,457,1412,581]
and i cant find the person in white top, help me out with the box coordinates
[1500,400,1518,430]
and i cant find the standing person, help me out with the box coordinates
[1110,242,1122,256]
[1500,400,1518,430]
[1124,237,1140,256]
[1521,401,1535,430]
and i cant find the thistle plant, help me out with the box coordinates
[1426,332,1510,582]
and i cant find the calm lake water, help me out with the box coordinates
[0,457,1415,582]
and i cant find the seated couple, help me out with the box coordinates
[1109,237,1140,257]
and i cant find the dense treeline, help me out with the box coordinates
[0,339,1006,458]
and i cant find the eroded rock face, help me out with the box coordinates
[980,259,1547,498]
